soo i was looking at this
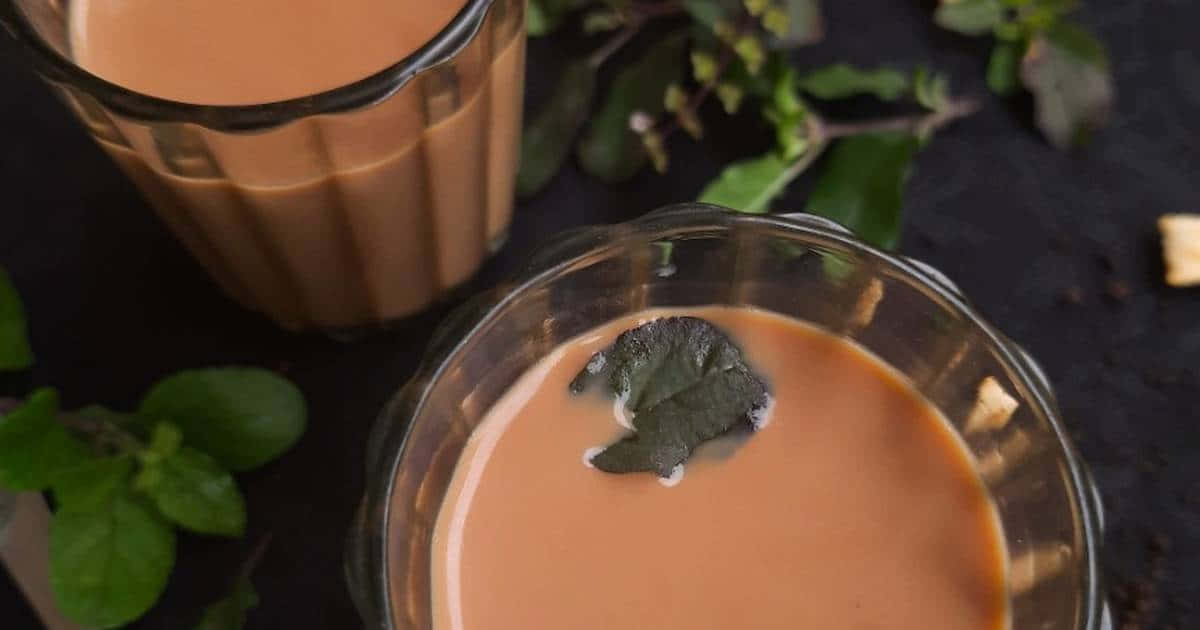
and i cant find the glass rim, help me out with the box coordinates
[0,0,496,132]
[358,203,1104,630]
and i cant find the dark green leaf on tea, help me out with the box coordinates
[805,132,919,249]
[516,61,598,197]
[0,267,33,371]
[698,152,795,214]
[0,389,90,492]
[194,576,258,630]
[570,317,770,477]
[136,442,247,537]
[52,455,134,512]
[797,64,909,102]
[50,492,176,629]
[138,367,307,472]
[934,0,1007,36]
[1020,22,1113,150]
[577,33,688,182]
[987,40,1025,96]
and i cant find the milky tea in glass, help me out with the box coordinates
[4,0,525,329]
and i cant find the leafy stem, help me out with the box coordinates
[588,21,644,68]
[631,0,684,18]
[820,96,981,140]
[238,534,273,582]
[642,13,751,143]
[587,1,685,68]
[0,395,146,455]
[59,410,146,455]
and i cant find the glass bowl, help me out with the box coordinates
[347,203,1109,630]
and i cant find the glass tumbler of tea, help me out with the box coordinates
[0,0,525,330]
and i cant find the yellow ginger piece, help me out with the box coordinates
[1159,214,1200,287]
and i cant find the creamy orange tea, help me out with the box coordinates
[67,0,525,329]
[429,307,1009,630]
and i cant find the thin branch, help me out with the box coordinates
[646,14,746,140]
[237,534,274,582]
[775,115,831,185]
[821,97,982,140]
[632,0,684,18]
[589,21,644,68]
[59,412,144,454]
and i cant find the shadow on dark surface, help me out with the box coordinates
[2,0,1199,628]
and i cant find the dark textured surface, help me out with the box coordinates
[2,1,1198,628]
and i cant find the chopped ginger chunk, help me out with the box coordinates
[965,376,1019,435]
[1159,214,1200,287]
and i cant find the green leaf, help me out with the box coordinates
[805,132,920,249]
[527,0,552,36]
[934,0,1007,36]
[138,367,307,472]
[142,420,184,464]
[1019,22,1113,149]
[526,0,590,37]
[773,0,823,47]
[987,40,1025,95]
[0,389,90,491]
[797,64,910,102]
[733,35,767,74]
[1021,0,1080,29]
[194,576,258,630]
[912,67,951,111]
[1042,19,1108,66]
[136,443,247,537]
[786,0,824,43]
[570,317,770,477]
[583,9,623,34]
[0,267,33,371]
[51,455,135,512]
[516,60,598,197]
[760,59,809,158]
[681,0,741,30]
[576,33,687,183]
[50,493,176,629]
[75,404,141,429]
[698,152,796,214]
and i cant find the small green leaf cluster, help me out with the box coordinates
[0,276,305,629]
[0,372,303,628]
[519,0,819,197]
[518,1,979,247]
[933,0,1113,149]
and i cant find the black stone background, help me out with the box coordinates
[1,0,1197,627]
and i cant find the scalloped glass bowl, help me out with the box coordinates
[347,204,1108,630]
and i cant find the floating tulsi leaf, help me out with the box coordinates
[571,317,770,477]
